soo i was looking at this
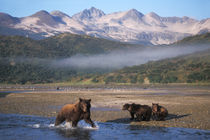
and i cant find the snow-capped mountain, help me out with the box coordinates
[72,7,105,21]
[0,7,209,45]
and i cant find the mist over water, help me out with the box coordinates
[52,45,210,70]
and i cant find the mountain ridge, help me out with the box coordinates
[0,7,210,45]
[72,7,105,21]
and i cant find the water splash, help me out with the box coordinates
[0,113,209,140]
[29,120,99,130]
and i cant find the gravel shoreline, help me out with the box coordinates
[0,86,210,130]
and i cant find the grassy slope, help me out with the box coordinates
[0,33,134,58]
[173,33,210,45]
[70,33,210,84]
[0,33,210,84]
[0,33,138,84]
[68,49,210,84]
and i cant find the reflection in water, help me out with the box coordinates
[0,113,209,140]
[56,128,91,140]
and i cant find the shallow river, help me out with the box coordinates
[0,113,209,140]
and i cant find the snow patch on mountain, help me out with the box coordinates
[1,7,210,45]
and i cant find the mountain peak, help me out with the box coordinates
[144,12,161,22]
[1,8,210,45]
[0,12,19,26]
[29,10,59,27]
[142,12,164,27]
[126,9,144,17]
[72,7,105,20]
[120,9,144,21]
[50,10,70,18]
[31,10,50,17]
[89,7,99,11]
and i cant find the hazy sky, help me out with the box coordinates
[0,0,209,20]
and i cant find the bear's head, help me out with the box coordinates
[79,98,91,112]
[122,103,131,110]
[152,103,159,112]
[128,103,137,112]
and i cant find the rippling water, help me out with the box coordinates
[0,113,209,140]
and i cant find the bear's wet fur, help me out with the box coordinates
[122,103,152,121]
[152,103,168,121]
[55,98,95,127]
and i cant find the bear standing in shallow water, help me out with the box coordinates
[152,103,168,121]
[55,98,96,127]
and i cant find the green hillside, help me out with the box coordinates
[85,49,210,84]
[173,33,210,46]
[0,33,133,58]
[0,33,135,84]
[0,32,209,84]
[70,33,210,84]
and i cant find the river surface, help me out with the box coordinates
[0,113,209,140]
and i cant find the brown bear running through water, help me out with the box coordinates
[122,103,152,121]
[152,103,168,121]
[55,98,96,127]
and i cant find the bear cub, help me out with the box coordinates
[152,103,168,121]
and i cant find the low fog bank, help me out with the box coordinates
[3,45,209,71]
[52,45,210,70]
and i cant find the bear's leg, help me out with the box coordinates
[142,113,147,121]
[130,112,135,120]
[145,111,151,121]
[84,118,96,128]
[159,114,165,121]
[72,121,78,127]
[55,114,65,126]
[151,112,155,120]
[145,114,150,121]
[153,112,159,121]
[135,113,142,121]
[157,115,162,121]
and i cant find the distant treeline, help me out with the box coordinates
[0,33,210,84]
[83,49,210,84]
[0,33,133,84]
[0,33,132,58]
